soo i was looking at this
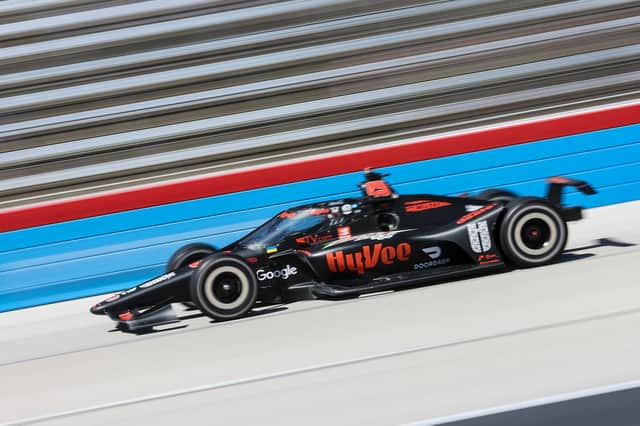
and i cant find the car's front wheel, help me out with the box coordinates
[167,243,217,310]
[499,199,567,267]
[190,255,258,321]
[166,243,217,272]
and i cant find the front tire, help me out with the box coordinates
[167,243,217,309]
[190,255,258,321]
[499,199,567,267]
[166,243,217,272]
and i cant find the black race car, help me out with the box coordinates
[91,169,596,331]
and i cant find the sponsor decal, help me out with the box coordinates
[257,265,298,281]
[337,226,351,240]
[324,229,413,249]
[341,204,352,214]
[467,220,492,253]
[189,260,201,268]
[404,199,451,213]
[266,245,278,254]
[456,204,495,224]
[104,294,120,303]
[422,246,442,259]
[414,245,450,269]
[278,211,296,219]
[310,208,330,215]
[330,206,340,214]
[330,216,345,226]
[326,242,411,274]
[414,258,450,269]
[295,234,333,245]
[465,204,484,212]
[139,271,176,288]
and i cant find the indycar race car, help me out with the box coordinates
[91,169,596,331]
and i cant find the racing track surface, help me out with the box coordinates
[1,200,639,425]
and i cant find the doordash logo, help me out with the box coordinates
[326,243,411,274]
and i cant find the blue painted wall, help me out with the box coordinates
[1,123,639,311]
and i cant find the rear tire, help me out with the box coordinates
[190,255,258,321]
[499,199,567,267]
[476,188,517,203]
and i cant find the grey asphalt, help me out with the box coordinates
[430,385,640,426]
[1,201,639,425]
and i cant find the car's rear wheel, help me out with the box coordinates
[476,188,517,203]
[190,255,258,321]
[499,199,567,267]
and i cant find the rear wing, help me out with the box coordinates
[546,176,597,221]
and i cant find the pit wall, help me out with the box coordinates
[1,104,639,311]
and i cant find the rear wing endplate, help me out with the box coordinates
[545,176,597,221]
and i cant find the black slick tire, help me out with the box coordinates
[476,188,517,203]
[190,255,258,321]
[166,243,216,272]
[167,243,217,309]
[499,198,567,267]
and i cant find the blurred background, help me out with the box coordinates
[1,0,638,205]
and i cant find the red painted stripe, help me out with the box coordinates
[1,103,639,232]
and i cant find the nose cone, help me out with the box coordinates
[90,301,108,315]
[91,293,121,314]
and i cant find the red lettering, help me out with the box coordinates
[396,243,411,261]
[326,243,412,274]
[404,200,451,212]
[327,251,346,273]
[381,246,395,264]
[297,234,334,245]
[346,252,365,274]
[362,243,382,268]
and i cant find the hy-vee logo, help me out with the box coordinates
[326,242,411,274]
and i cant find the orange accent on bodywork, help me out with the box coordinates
[547,176,571,184]
[456,204,496,224]
[404,200,451,212]
[337,226,351,239]
[364,180,392,197]
[310,208,330,215]
[118,311,134,321]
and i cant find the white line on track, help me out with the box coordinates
[5,305,640,426]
